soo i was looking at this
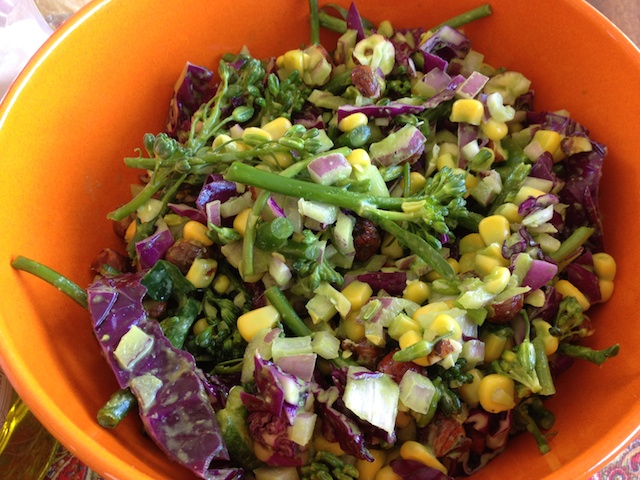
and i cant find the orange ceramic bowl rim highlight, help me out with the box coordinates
[1,0,640,479]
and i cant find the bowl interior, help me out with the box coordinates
[1,0,639,479]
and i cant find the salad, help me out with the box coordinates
[12,1,620,479]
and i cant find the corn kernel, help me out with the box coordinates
[532,319,559,356]
[338,112,369,132]
[482,266,511,295]
[599,279,614,302]
[183,220,214,246]
[381,233,404,259]
[428,313,462,341]
[531,129,562,154]
[313,433,345,456]
[398,330,429,366]
[554,279,590,311]
[186,258,218,289]
[282,49,305,73]
[493,202,522,223]
[483,332,508,362]
[192,318,209,336]
[478,214,511,246]
[436,152,457,171]
[481,118,508,141]
[459,233,486,255]
[409,171,427,195]
[474,244,509,277]
[346,148,372,170]
[458,369,484,408]
[478,374,516,413]
[213,274,231,294]
[375,466,402,480]
[237,305,281,342]
[242,126,272,142]
[342,311,365,342]
[403,280,430,305]
[261,151,293,169]
[261,117,292,140]
[413,301,449,323]
[513,185,546,206]
[124,219,137,243]
[458,252,476,274]
[341,280,374,311]
[377,19,394,38]
[233,208,252,237]
[212,133,232,150]
[525,289,546,307]
[425,258,458,281]
[399,441,447,474]
[464,171,479,193]
[357,449,387,479]
[592,252,616,281]
[450,98,485,126]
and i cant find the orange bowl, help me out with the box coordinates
[1,0,639,479]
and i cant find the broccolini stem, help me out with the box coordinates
[308,0,320,45]
[533,337,556,396]
[549,226,594,264]
[558,342,620,366]
[97,389,137,428]
[264,286,312,337]
[11,256,87,309]
[430,4,493,31]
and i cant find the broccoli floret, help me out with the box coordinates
[300,450,359,480]
[550,296,594,341]
[513,396,556,454]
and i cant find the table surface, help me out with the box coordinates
[18,0,640,479]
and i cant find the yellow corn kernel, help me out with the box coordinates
[463,171,479,193]
[513,185,546,206]
[124,220,137,243]
[450,98,485,126]
[212,133,232,150]
[493,202,523,224]
[282,49,305,73]
[192,318,209,336]
[237,305,281,342]
[481,118,508,141]
[483,266,511,295]
[425,258,459,281]
[342,311,365,342]
[233,208,252,237]
[338,112,369,132]
[554,279,590,311]
[525,288,546,307]
[599,279,614,302]
[186,258,218,289]
[375,466,402,480]
[458,369,484,408]
[592,252,616,281]
[458,252,476,274]
[395,410,413,428]
[262,151,294,169]
[436,152,457,171]
[381,233,404,259]
[399,441,447,474]
[483,332,508,363]
[261,117,292,140]
[428,313,462,341]
[357,449,387,479]
[459,233,486,254]
[213,274,231,294]
[413,301,450,323]
[532,129,562,154]
[409,171,427,195]
[183,220,214,246]
[346,148,372,170]
[242,126,272,142]
[478,214,511,246]
[478,374,516,413]
[341,280,374,311]
[532,318,559,356]
[313,433,345,456]
[403,280,431,305]
[398,330,429,366]
[474,244,509,277]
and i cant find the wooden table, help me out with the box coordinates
[588,0,640,45]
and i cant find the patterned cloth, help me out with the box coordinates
[45,438,640,479]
